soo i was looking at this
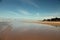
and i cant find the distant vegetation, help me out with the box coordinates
[43,17,60,21]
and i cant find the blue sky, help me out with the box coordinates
[0,0,60,20]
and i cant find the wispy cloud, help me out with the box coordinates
[1,11,22,18]
[43,16,54,19]
[8,11,21,16]
[27,1,40,8]
[18,10,31,15]
[20,0,40,8]
[41,12,60,19]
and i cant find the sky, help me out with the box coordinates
[0,0,60,20]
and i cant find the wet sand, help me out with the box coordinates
[0,21,60,40]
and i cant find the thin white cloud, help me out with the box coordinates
[33,12,60,20]
[43,16,55,19]
[8,11,21,16]
[20,0,40,8]
[19,10,31,15]
[4,11,22,18]
[27,1,40,8]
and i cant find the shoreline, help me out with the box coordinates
[34,21,60,26]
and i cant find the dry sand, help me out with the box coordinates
[35,21,60,26]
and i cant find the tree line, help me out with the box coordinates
[43,17,60,21]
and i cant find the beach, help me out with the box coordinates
[0,21,60,40]
[35,21,60,26]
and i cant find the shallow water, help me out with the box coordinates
[0,21,60,40]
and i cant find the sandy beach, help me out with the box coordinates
[0,21,60,40]
[35,21,60,26]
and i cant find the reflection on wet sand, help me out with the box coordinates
[0,21,60,40]
[0,22,13,40]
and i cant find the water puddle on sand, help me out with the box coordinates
[0,21,60,40]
